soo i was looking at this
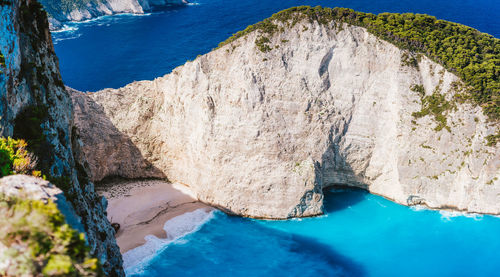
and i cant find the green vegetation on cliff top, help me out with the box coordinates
[218,6,499,121]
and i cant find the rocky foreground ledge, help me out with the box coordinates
[73,7,500,219]
[0,175,102,276]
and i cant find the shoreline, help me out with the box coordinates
[97,179,212,254]
[49,2,192,32]
[325,185,500,217]
[95,178,497,257]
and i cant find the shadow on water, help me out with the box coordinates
[140,212,366,277]
[322,186,368,214]
[286,232,366,277]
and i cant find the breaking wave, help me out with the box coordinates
[123,208,215,275]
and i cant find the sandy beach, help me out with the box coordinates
[97,179,212,253]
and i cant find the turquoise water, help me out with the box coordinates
[50,1,500,276]
[127,189,500,277]
[128,190,500,276]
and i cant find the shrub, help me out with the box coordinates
[412,91,453,132]
[486,132,499,146]
[0,138,37,177]
[410,84,426,97]
[255,36,272,52]
[401,52,419,68]
[0,136,75,198]
[0,194,102,276]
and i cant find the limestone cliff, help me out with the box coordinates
[0,0,123,275]
[71,87,166,181]
[39,0,187,29]
[74,8,500,219]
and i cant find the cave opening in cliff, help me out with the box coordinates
[322,185,369,214]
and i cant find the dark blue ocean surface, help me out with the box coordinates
[52,0,499,92]
[126,189,500,277]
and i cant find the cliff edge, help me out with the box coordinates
[74,7,500,219]
[0,0,124,275]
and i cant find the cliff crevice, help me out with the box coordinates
[74,9,499,219]
[0,0,124,275]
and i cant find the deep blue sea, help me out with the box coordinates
[51,1,500,276]
[52,0,499,92]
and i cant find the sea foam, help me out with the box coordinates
[51,25,78,33]
[410,205,426,212]
[123,208,215,275]
[51,12,154,44]
[439,210,484,221]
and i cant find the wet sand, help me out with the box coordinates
[97,179,211,253]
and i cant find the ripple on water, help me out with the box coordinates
[126,189,500,277]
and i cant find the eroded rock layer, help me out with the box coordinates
[74,16,500,219]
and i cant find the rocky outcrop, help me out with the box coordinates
[71,87,165,181]
[0,176,103,276]
[39,0,187,30]
[74,13,500,219]
[0,0,123,275]
[0,175,86,234]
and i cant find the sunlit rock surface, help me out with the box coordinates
[74,18,500,219]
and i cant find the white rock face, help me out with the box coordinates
[74,20,500,219]
[71,87,166,181]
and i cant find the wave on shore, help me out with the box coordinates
[50,2,201,43]
[51,12,153,44]
[440,210,484,221]
[410,205,485,221]
[123,208,215,275]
